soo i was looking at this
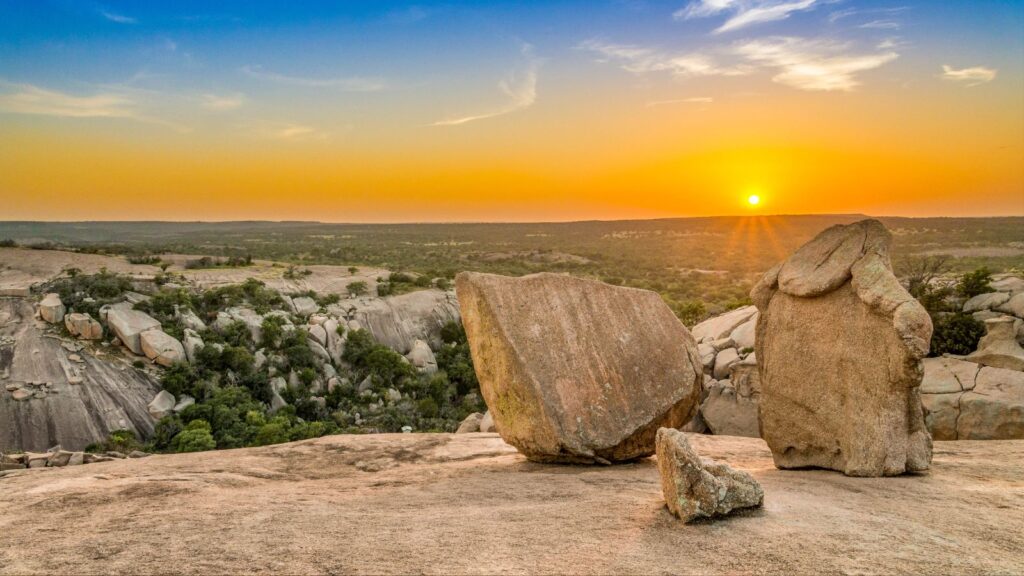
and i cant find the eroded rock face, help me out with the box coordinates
[655,428,763,522]
[139,330,186,367]
[752,219,933,477]
[106,309,161,355]
[64,312,103,340]
[456,272,702,464]
[966,316,1024,371]
[39,293,65,324]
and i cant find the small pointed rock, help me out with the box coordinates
[656,428,763,523]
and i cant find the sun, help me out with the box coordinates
[747,194,761,206]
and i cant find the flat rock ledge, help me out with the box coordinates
[656,428,763,523]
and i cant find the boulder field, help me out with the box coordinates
[0,433,1020,575]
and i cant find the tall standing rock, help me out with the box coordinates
[456,272,702,464]
[752,219,933,477]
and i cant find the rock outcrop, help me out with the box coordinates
[148,390,176,420]
[700,356,761,438]
[966,316,1024,371]
[456,272,702,464]
[140,330,186,367]
[922,358,1024,440]
[64,312,103,340]
[405,339,438,374]
[106,309,162,355]
[752,219,933,476]
[38,293,65,324]
[655,428,763,522]
[456,412,483,433]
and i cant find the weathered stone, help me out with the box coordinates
[655,428,763,522]
[730,315,758,351]
[692,306,758,342]
[11,387,34,401]
[966,316,1024,371]
[292,296,318,318]
[307,324,328,348]
[106,309,161,355]
[990,275,1024,293]
[479,411,496,433]
[406,339,438,374]
[957,367,1024,440]
[127,450,150,459]
[47,450,74,467]
[963,292,1010,313]
[754,219,933,476]
[140,330,186,367]
[700,359,761,439]
[456,412,483,433]
[921,357,979,395]
[173,395,195,413]
[456,272,702,464]
[177,308,207,332]
[148,390,176,420]
[183,329,204,364]
[921,391,960,441]
[64,312,103,340]
[713,347,740,380]
[39,293,65,324]
[698,343,716,371]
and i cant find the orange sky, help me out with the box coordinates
[2,1,1022,221]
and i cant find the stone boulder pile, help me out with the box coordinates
[753,219,933,477]
[1,447,150,476]
[456,272,703,464]
[688,306,761,437]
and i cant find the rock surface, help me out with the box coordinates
[64,312,103,340]
[38,293,65,324]
[655,428,763,522]
[0,433,1019,575]
[0,299,161,452]
[966,316,1024,371]
[456,272,702,464]
[139,330,186,367]
[105,309,162,355]
[148,390,176,420]
[753,220,933,476]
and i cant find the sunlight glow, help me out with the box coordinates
[747,194,761,206]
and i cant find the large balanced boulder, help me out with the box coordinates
[39,293,65,324]
[655,428,763,522]
[140,330,186,367]
[752,219,933,477]
[456,272,702,464]
[106,309,162,355]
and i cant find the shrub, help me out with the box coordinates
[0,238,16,247]
[348,281,368,297]
[172,420,217,453]
[930,313,986,357]
[957,268,993,299]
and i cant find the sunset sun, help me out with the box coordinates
[747,194,761,207]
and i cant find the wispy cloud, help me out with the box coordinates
[674,0,822,34]
[578,39,749,78]
[941,65,997,87]
[733,37,898,91]
[432,45,542,126]
[829,6,908,24]
[247,121,330,141]
[0,82,136,118]
[0,81,189,131]
[99,9,137,24]
[241,65,385,91]
[199,93,245,111]
[858,19,900,30]
[646,96,714,107]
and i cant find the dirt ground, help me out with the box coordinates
[1,433,1021,575]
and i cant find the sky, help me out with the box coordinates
[1,0,1022,222]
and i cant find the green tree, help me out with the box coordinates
[957,268,993,299]
[172,420,217,453]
